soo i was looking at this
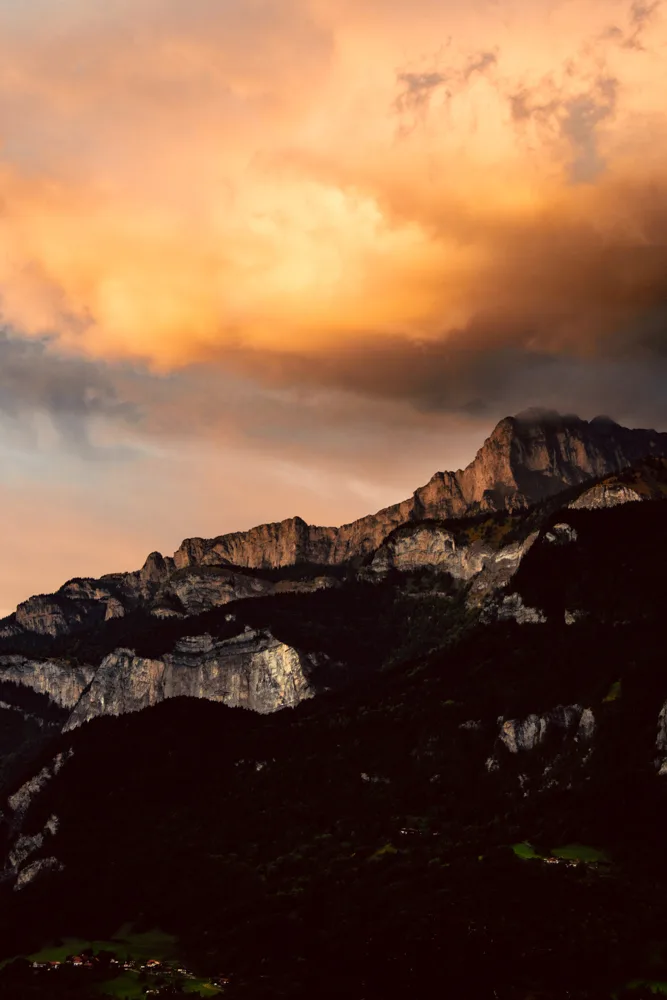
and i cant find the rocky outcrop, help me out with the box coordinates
[568,483,645,510]
[14,857,64,891]
[656,701,667,775]
[0,618,23,639]
[168,568,276,615]
[140,551,175,588]
[9,832,46,870]
[544,523,578,544]
[486,705,595,778]
[484,593,547,625]
[7,751,73,822]
[64,629,318,730]
[0,657,95,709]
[369,522,541,608]
[14,595,99,638]
[370,524,488,578]
[498,705,595,754]
[467,534,540,605]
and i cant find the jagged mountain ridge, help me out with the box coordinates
[3,429,667,996]
[3,409,667,644]
[173,408,667,569]
[0,415,665,747]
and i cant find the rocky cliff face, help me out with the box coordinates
[485,705,596,786]
[63,629,317,730]
[368,522,539,599]
[569,483,646,510]
[0,657,95,709]
[172,410,667,572]
[0,629,322,734]
[2,410,665,643]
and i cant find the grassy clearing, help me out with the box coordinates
[183,980,222,995]
[368,843,398,862]
[19,925,219,997]
[550,843,610,863]
[109,925,178,961]
[603,680,622,703]
[96,971,222,997]
[625,980,667,996]
[512,842,609,864]
[97,972,145,998]
[511,842,543,860]
[28,939,105,963]
[26,926,178,965]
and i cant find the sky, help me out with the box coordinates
[1,0,667,611]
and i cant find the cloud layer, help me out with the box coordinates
[0,0,666,376]
[1,0,667,609]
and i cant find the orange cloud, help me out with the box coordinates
[0,0,666,373]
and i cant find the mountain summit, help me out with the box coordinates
[174,410,667,570]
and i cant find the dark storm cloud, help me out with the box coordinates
[0,329,138,451]
[213,330,667,437]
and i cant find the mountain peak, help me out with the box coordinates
[511,407,581,425]
[590,414,620,428]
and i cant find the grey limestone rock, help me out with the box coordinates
[492,593,547,625]
[497,705,595,755]
[14,857,64,891]
[64,629,318,730]
[568,483,645,510]
[8,751,73,821]
[0,656,95,709]
[545,523,578,544]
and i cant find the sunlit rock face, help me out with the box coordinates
[0,657,95,709]
[370,525,488,577]
[158,567,338,615]
[63,629,318,730]
[369,522,541,609]
[14,857,64,891]
[7,751,73,822]
[15,595,94,638]
[168,568,276,615]
[467,534,540,605]
[568,483,645,510]
[3,411,666,640]
[173,412,667,572]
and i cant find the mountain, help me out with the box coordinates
[3,410,667,644]
[3,470,667,998]
[172,409,667,568]
[0,412,666,748]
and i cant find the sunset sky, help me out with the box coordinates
[1,0,667,611]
